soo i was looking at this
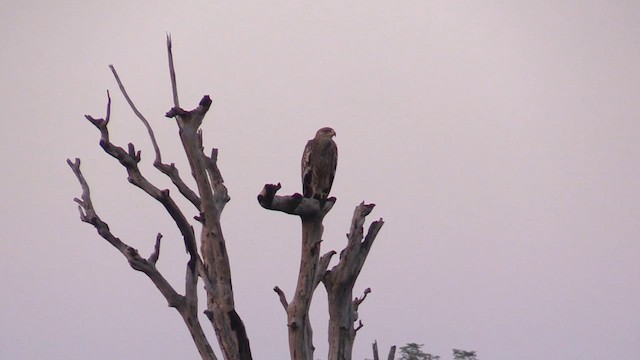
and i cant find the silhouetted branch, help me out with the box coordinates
[354,288,371,308]
[167,34,180,108]
[323,202,384,360]
[273,286,289,310]
[354,320,364,332]
[148,233,163,264]
[67,158,184,309]
[257,183,335,219]
[109,64,162,164]
[83,94,197,257]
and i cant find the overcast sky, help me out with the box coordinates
[1,1,639,359]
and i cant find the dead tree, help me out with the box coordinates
[372,340,396,360]
[257,191,384,360]
[69,36,250,360]
[324,204,384,360]
[69,36,384,360]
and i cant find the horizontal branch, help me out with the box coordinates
[257,183,335,219]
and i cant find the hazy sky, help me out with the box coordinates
[1,1,639,359]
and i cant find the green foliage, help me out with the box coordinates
[398,343,440,360]
[452,348,477,360]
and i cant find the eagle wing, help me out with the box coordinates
[314,139,338,199]
[301,140,314,197]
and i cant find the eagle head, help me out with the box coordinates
[316,127,336,139]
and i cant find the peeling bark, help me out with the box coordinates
[67,158,217,360]
[69,36,251,360]
[258,188,384,360]
[258,184,335,360]
[323,203,384,360]
[71,36,385,360]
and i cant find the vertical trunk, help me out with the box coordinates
[387,346,396,360]
[181,306,218,360]
[326,285,355,360]
[286,218,323,360]
[372,340,379,360]
[323,203,384,360]
[174,105,252,360]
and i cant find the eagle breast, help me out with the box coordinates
[301,127,338,200]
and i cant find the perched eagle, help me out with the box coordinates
[301,127,338,200]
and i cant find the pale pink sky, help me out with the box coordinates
[1,1,639,359]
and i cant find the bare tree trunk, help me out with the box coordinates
[372,341,395,360]
[373,340,380,360]
[71,36,385,360]
[323,203,384,360]
[258,185,337,360]
[167,98,251,360]
[69,37,252,360]
[387,345,396,360]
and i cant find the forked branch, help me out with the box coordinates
[323,202,385,360]
[67,158,184,309]
[82,90,197,258]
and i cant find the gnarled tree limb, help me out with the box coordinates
[67,158,217,360]
[83,91,197,258]
[71,37,253,360]
[323,202,384,360]
[164,54,250,358]
[258,183,336,360]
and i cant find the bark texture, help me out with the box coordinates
[68,36,251,360]
[323,203,384,360]
[372,340,396,360]
[258,190,384,360]
[70,36,385,360]
[258,184,336,360]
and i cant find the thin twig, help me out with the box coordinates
[166,34,180,108]
[83,96,197,257]
[67,158,184,308]
[108,64,162,163]
[273,286,289,310]
[105,90,111,125]
[149,233,163,264]
[354,287,371,308]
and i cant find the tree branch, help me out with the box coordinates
[67,158,184,308]
[257,183,335,219]
[354,287,371,308]
[323,202,384,360]
[109,64,162,164]
[273,286,289,311]
[258,181,336,360]
[83,93,198,258]
[387,346,396,360]
[166,33,180,108]
[148,233,163,264]
[166,92,252,359]
[110,64,201,211]
[314,250,337,289]
[354,320,364,332]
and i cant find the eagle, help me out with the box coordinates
[301,127,338,200]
